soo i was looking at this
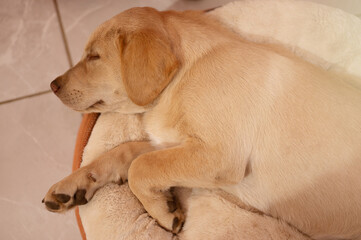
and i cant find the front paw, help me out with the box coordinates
[42,170,91,212]
[130,181,185,233]
[144,196,185,233]
[42,167,125,212]
[153,199,185,233]
[43,189,88,212]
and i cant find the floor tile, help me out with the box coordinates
[0,93,81,240]
[0,0,69,102]
[57,0,234,63]
[57,0,361,64]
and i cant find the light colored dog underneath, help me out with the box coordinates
[43,7,361,239]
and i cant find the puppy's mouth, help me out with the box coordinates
[85,100,105,110]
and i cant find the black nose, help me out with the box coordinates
[50,77,61,93]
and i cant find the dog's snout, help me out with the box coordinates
[50,77,61,93]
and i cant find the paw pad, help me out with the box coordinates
[54,193,71,203]
[73,189,88,205]
[45,201,60,210]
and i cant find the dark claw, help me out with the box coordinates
[53,193,71,203]
[42,198,44,203]
[167,200,177,213]
[172,216,184,233]
[172,217,179,232]
[73,189,88,205]
[87,172,97,182]
[45,201,60,210]
[117,178,123,185]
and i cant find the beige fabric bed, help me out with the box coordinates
[72,1,361,239]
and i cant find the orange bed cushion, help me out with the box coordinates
[72,113,100,240]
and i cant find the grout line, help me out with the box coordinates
[53,0,74,68]
[0,0,73,106]
[0,90,52,105]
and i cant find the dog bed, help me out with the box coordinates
[71,1,361,239]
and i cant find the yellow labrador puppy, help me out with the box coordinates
[43,7,361,239]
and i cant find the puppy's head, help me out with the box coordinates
[51,7,180,113]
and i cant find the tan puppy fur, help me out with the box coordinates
[43,7,361,239]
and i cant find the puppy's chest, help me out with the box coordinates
[143,112,183,148]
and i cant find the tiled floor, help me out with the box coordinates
[0,0,360,239]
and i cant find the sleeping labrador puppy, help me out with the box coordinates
[43,7,361,239]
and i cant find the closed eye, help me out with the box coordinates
[87,54,100,61]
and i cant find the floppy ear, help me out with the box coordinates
[120,30,179,106]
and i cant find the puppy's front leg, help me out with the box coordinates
[43,141,155,212]
[128,140,241,233]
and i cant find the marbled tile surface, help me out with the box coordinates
[0,92,81,240]
[0,0,69,102]
[57,0,235,64]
